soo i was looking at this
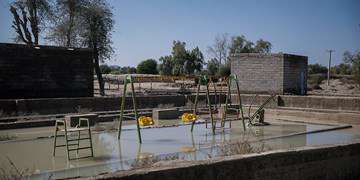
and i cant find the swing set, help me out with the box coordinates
[117,74,276,144]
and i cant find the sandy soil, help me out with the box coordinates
[308,78,360,96]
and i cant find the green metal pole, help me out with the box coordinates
[191,83,200,132]
[206,82,215,135]
[130,76,142,144]
[118,76,128,140]
[233,75,246,131]
[221,77,231,128]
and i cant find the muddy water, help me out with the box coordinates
[0,120,359,179]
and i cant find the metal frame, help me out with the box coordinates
[118,75,142,143]
[190,75,218,134]
[53,118,94,160]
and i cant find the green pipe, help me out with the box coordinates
[130,76,142,144]
[191,83,200,132]
[234,75,246,131]
[117,76,128,139]
[206,82,216,135]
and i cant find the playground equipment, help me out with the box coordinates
[53,117,94,160]
[117,74,276,144]
[181,113,197,123]
[118,75,145,143]
[190,74,276,133]
[189,75,217,134]
[189,74,245,133]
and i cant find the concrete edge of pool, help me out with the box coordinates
[76,139,360,180]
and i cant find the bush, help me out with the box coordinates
[308,74,326,90]
[137,59,158,74]
[217,64,231,77]
[308,63,328,74]
[100,64,112,74]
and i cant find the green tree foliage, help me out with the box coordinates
[10,0,52,45]
[47,0,86,47]
[137,59,158,74]
[100,64,136,74]
[207,58,220,76]
[185,47,204,74]
[254,39,272,53]
[308,63,328,74]
[80,0,114,96]
[100,64,112,74]
[218,63,231,77]
[158,56,173,75]
[330,63,352,75]
[158,40,204,76]
[343,50,360,86]
[229,35,272,55]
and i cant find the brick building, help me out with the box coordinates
[0,43,94,99]
[230,53,308,95]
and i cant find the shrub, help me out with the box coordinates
[217,64,231,77]
[137,59,158,74]
[308,63,327,74]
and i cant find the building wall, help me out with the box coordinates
[230,53,284,94]
[0,43,93,99]
[283,54,308,95]
[230,53,308,95]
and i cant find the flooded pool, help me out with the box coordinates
[0,119,359,179]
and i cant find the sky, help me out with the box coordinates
[0,0,359,67]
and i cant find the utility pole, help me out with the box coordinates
[326,50,334,87]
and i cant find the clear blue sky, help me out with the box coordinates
[0,0,359,67]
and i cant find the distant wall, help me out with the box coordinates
[1,95,360,117]
[0,95,224,116]
[0,43,93,99]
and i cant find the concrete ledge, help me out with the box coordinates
[80,141,360,180]
[279,95,360,111]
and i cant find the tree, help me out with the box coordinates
[184,47,204,74]
[207,33,229,64]
[229,35,254,54]
[331,63,352,75]
[218,63,231,77]
[10,0,52,45]
[343,50,360,86]
[80,0,114,96]
[47,0,86,47]
[100,64,111,74]
[254,39,272,53]
[207,58,219,76]
[308,63,328,74]
[137,59,158,74]
[228,35,272,55]
[171,40,188,75]
[158,40,205,75]
[158,55,173,75]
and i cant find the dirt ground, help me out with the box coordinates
[94,74,360,97]
[308,78,360,96]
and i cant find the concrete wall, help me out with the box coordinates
[278,95,360,112]
[1,94,360,117]
[230,53,308,95]
[0,95,223,117]
[88,141,360,180]
[0,43,93,99]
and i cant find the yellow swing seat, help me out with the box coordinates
[181,113,197,123]
[138,116,154,126]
